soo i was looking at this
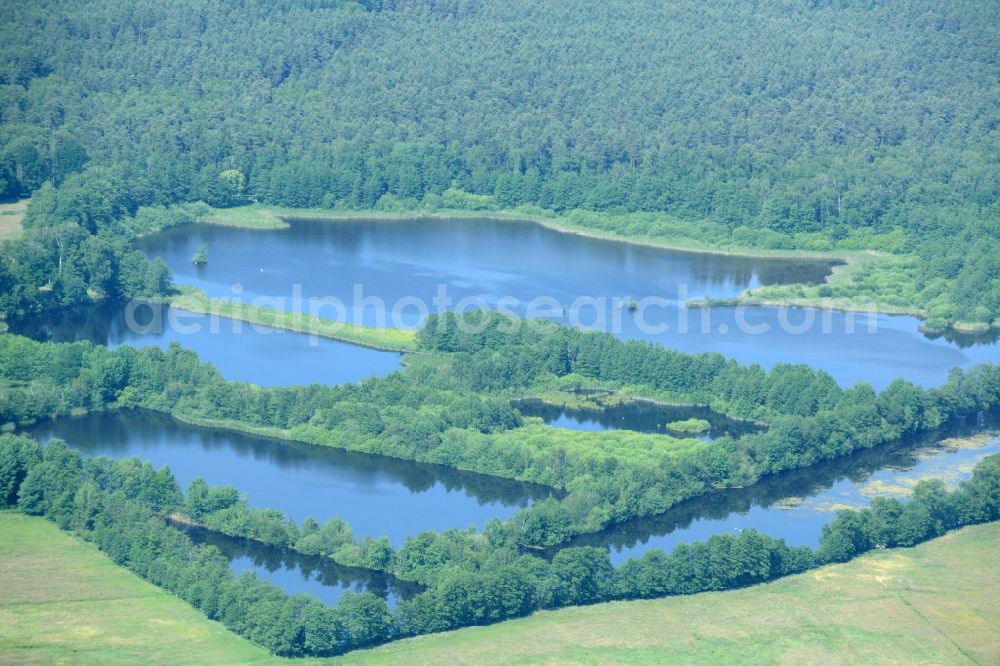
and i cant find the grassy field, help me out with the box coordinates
[349,524,1000,665]
[169,286,418,352]
[197,205,289,230]
[0,199,28,240]
[2,512,998,665]
[492,424,707,479]
[0,512,273,666]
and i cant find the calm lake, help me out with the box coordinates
[177,524,424,609]
[23,409,554,545]
[5,301,402,387]
[566,412,1000,564]
[135,217,999,389]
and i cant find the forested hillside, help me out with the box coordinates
[1,0,997,326]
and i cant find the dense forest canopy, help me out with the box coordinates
[0,0,998,324]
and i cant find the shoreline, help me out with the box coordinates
[187,204,992,336]
[269,206,853,262]
[689,295,999,335]
[167,287,418,353]
[164,512,420,582]
[194,202,852,260]
[166,409,564,497]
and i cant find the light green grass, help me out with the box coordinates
[164,412,694,491]
[520,382,723,416]
[664,418,711,433]
[169,286,418,352]
[0,512,275,665]
[197,205,288,230]
[522,388,624,411]
[0,199,28,240]
[493,424,707,477]
[348,522,1000,665]
[727,252,928,318]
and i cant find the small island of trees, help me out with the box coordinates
[191,243,208,265]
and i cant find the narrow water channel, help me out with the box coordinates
[566,412,999,564]
[177,524,424,608]
[513,398,764,441]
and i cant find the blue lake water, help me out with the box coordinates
[133,217,999,389]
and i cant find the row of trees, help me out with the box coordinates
[4,434,1000,655]
[186,479,395,572]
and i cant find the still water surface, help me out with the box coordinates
[10,217,999,570]
[514,398,764,441]
[134,217,998,388]
[178,525,423,608]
